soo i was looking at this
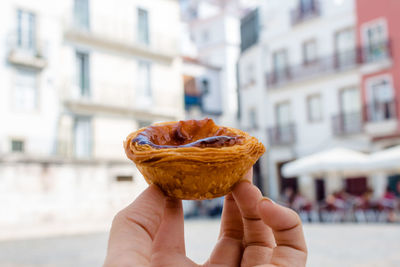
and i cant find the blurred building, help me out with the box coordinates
[180,0,257,126]
[0,0,183,227]
[238,0,400,200]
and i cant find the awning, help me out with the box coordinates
[282,148,368,178]
[365,145,400,173]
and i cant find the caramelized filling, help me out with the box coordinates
[132,118,244,149]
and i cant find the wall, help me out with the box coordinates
[356,0,400,129]
[0,161,146,226]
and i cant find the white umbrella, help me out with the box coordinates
[282,147,368,178]
[365,145,400,173]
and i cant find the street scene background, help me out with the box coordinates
[1,0,400,266]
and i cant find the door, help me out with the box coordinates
[364,22,387,61]
[277,161,298,194]
[275,102,292,142]
[368,77,394,121]
[335,28,355,67]
[314,178,326,202]
[253,160,263,193]
[345,177,367,196]
[273,50,288,81]
[74,117,92,158]
[339,87,361,132]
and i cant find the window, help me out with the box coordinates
[17,9,35,52]
[116,175,134,182]
[249,108,257,129]
[335,28,355,67]
[240,8,259,52]
[303,40,317,65]
[366,76,395,121]
[300,0,316,13]
[137,8,149,45]
[340,87,360,114]
[11,139,24,153]
[13,68,37,111]
[74,117,91,158]
[137,60,151,99]
[246,64,255,85]
[275,102,293,143]
[202,29,209,43]
[74,0,90,30]
[363,20,388,62]
[339,87,361,133]
[201,78,209,95]
[276,102,291,126]
[307,94,322,122]
[272,50,288,79]
[76,51,90,98]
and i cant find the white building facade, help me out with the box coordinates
[238,0,397,201]
[0,0,183,228]
[181,0,252,126]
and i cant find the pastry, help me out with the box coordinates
[124,118,265,200]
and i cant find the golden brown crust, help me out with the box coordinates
[124,118,265,200]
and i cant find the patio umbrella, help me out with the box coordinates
[282,147,368,178]
[365,145,400,173]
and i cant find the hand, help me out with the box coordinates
[104,170,307,267]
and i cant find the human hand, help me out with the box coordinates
[104,169,307,267]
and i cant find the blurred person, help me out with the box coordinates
[378,186,397,223]
[396,180,400,197]
[354,187,375,211]
[104,170,307,266]
[290,192,313,223]
[280,186,295,207]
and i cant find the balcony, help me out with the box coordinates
[291,0,321,25]
[268,124,296,146]
[266,41,391,89]
[63,16,178,63]
[360,41,393,74]
[364,99,398,136]
[332,112,363,136]
[6,34,47,69]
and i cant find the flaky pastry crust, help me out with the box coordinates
[124,118,265,199]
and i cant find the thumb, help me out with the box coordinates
[104,184,166,267]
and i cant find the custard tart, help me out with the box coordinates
[124,118,265,200]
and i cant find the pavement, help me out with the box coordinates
[0,220,399,267]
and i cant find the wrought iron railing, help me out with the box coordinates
[266,41,391,88]
[267,123,296,146]
[332,111,363,136]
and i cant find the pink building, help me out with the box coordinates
[357,0,400,142]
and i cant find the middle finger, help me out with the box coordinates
[232,180,275,267]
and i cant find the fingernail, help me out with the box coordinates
[260,197,275,205]
[239,178,252,183]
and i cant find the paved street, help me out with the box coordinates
[0,220,399,267]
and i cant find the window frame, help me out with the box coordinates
[16,9,36,52]
[306,94,323,123]
[302,39,318,65]
[137,7,150,45]
[249,107,258,129]
[365,74,395,122]
[12,67,38,112]
[73,116,92,159]
[361,18,388,61]
[10,138,25,153]
[365,73,394,104]
[73,0,90,30]
[137,60,152,99]
[275,101,291,126]
[75,51,90,98]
